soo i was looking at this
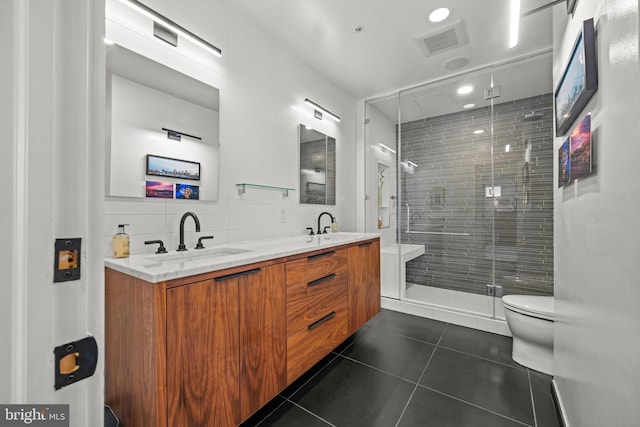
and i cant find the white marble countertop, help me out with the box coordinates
[105,232,380,283]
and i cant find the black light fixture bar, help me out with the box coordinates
[304,98,341,122]
[161,128,202,141]
[119,0,222,57]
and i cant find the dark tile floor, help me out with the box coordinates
[241,309,560,427]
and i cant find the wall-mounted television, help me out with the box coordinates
[554,18,598,136]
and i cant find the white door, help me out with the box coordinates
[1,1,105,426]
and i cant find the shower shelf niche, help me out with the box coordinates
[377,162,390,229]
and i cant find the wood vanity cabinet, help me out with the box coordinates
[285,248,350,384]
[105,237,380,427]
[348,239,381,334]
[105,263,285,427]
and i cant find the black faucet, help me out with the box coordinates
[317,211,334,234]
[195,235,214,249]
[144,240,167,254]
[177,212,201,251]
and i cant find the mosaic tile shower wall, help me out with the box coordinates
[300,138,336,205]
[401,94,554,296]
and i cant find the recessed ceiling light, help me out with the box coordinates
[473,129,484,134]
[457,85,473,95]
[463,103,476,109]
[428,7,450,23]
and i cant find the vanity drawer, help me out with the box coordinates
[287,270,348,336]
[285,248,348,286]
[286,302,348,384]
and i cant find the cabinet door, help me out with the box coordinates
[239,265,287,421]
[167,278,240,427]
[348,240,381,334]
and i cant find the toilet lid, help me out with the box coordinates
[502,295,554,320]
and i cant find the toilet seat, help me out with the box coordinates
[502,295,554,321]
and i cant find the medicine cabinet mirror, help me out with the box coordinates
[299,125,336,205]
[106,44,220,201]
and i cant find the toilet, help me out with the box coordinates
[502,295,554,375]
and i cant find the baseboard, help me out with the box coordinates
[381,297,511,336]
[551,378,570,427]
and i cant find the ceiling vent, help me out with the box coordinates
[415,20,468,57]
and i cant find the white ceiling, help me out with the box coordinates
[229,0,559,103]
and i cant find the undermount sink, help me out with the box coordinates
[143,247,252,265]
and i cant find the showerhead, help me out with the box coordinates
[523,111,543,122]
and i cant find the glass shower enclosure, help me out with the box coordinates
[365,52,554,322]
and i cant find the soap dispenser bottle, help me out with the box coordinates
[112,224,130,259]
[331,217,338,233]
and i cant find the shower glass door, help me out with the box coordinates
[364,92,402,299]
[490,54,555,299]
[364,52,554,322]
[398,68,497,318]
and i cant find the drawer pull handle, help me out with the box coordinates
[359,242,372,247]
[307,273,336,287]
[215,268,262,282]
[308,251,335,260]
[240,268,262,276]
[308,311,337,330]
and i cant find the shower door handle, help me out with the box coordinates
[406,231,470,236]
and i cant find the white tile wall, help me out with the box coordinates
[104,0,357,257]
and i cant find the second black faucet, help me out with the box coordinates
[177,211,201,251]
[317,211,335,235]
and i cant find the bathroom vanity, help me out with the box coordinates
[104,233,380,426]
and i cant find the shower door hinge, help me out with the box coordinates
[364,118,370,125]
[484,85,501,100]
[486,284,504,297]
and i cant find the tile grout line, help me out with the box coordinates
[395,321,534,427]
[287,401,338,427]
[417,384,533,427]
[264,314,390,426]
[262,311,532,427]
[252,399,289,427]
[272,354,340,427]
[528,369,539,427]
[337,353,423,386]
[437,342,526,370]
[393,324,447,427]
[276,352,340,401]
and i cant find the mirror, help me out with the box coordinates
[299,125,336,205]
[106,44,220,201]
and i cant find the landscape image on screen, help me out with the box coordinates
[556,35,586,126]
[570,114,592,180]
[147,155,200,180]
[146,181,173,199]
